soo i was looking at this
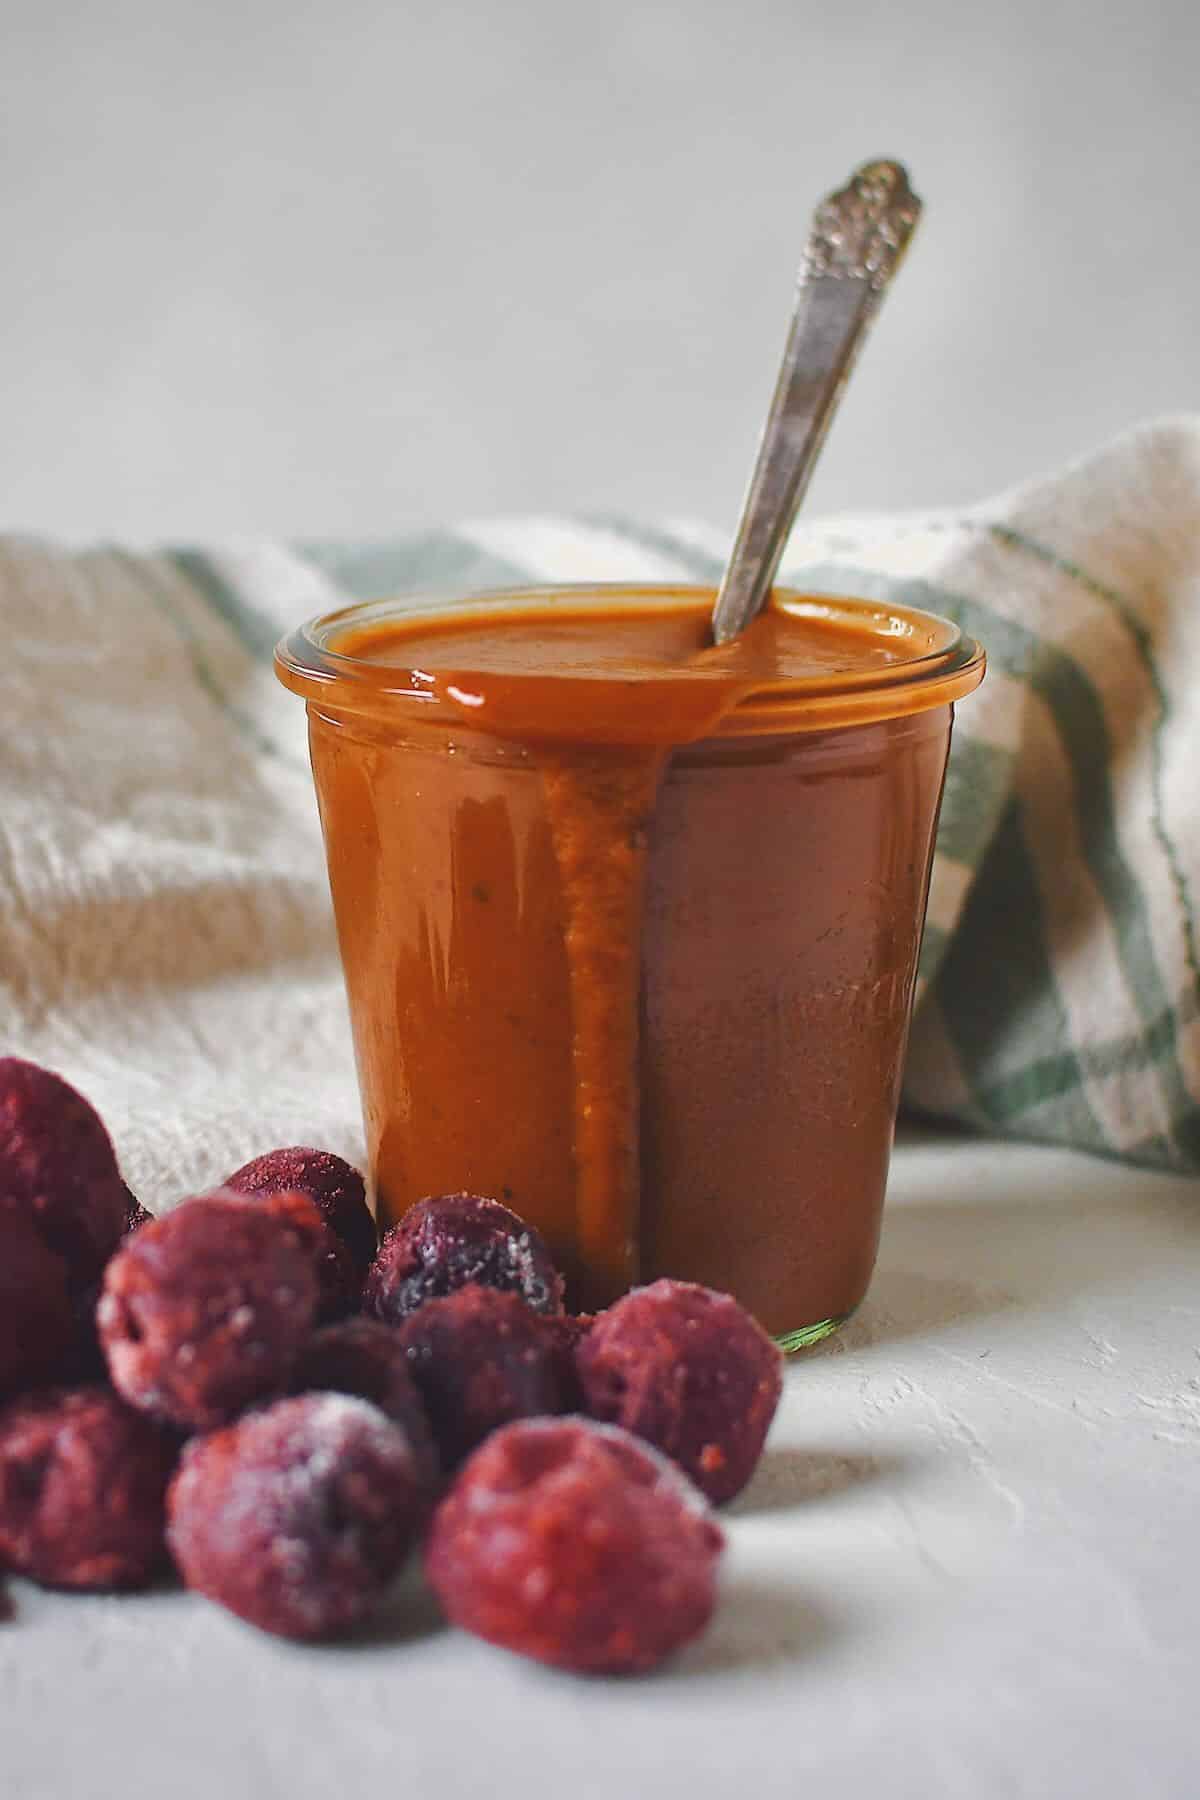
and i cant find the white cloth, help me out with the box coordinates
[2,416,1199,1207]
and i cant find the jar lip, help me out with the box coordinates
[275,583,985,737]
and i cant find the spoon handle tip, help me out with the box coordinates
[710,158,922,646]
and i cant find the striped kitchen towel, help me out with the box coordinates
[0,416,1197,1197]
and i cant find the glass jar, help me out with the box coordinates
[277,584,983,1345]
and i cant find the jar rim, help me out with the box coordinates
[275,583,985,738]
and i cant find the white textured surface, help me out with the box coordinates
[4,1129,1198,1800]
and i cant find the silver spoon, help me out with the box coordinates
[710,159,922,645]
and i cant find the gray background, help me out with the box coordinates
[3,0,1196,543]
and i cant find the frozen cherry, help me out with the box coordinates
[62,1282,109,1384]
[426,1417,723,1675]
[225,1148,376,1281]
[251,1186,361,1324]
[168,1393,425,1640]
[0,1213,73,1397]
[0,1058,127,1282]
[289,1319,439,1494]
[0,1386,178,1590]
[365,1192,564,1325]
[576,1279,782,1504]
[65,1189,161,1385]
[97,1190,319,1431]
[394,1287,569,1470]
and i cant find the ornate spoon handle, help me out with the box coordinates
[710,160,922,645]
